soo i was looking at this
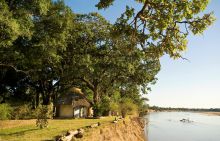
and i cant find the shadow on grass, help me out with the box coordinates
[0,128,39,136]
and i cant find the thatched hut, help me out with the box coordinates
[55,87,92,118]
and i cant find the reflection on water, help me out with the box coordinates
[144,112,220,141]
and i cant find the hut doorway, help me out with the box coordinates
[74,107,80,118]
[73,106,87,118]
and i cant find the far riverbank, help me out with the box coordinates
[201,112,220,116]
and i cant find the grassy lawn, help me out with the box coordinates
[0,117,115,141]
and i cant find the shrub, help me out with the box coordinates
[94,96,113,116]
[138,104,149,116]
[119,98,138,118]
[12,104,33,119]
[0,104,13,120]
[100,96,111,116]
[93,103,103,117]
[109,101,119,116]
[35,104,53,129]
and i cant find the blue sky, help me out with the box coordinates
[65,0,220,108]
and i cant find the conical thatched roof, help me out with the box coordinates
[56,87,91,107]
[69,87,83,94]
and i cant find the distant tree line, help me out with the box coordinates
[150,106,220,112]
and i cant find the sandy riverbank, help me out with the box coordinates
[201,112,220,116]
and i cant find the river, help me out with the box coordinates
[144,112,220,141]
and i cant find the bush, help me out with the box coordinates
[12,104,33,119]
[109,101,119,116]
[138,104,149,116]
[35,104,53,129]
[93,103,103,117]
[119,98,138,118]
[100,96,111,116]
[0,104,13,120]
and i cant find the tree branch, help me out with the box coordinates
[81,77,95,90]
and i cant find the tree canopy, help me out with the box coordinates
[97,0,215,58]
[0,0,215,117]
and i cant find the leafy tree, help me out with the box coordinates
[59,13,160,116]
[96,0,215,58]
[85,0,214,116]
[0,0,74,106]
[0,0,215,118]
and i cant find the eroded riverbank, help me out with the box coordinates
[82,117,146,141]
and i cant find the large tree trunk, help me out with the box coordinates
[31,92,39,109]
[93,88,99,104]
[42,93,51,105]
[81,78,101,117]
[93,87,100,117]
[52,92,57,117]
[36,92,40,107]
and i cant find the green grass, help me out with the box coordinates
[0,117,115,141]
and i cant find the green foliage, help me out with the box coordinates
[60,12,160,118]
[0,104,12,120]
[0,0,214,118]
[0,0,75,106]
[95,0,115,9]
[12,104,32,119]
[101,0,215,58]
[0,1,20,48]
[119,98,138,118]
[35,105,51,129]
[138,104,149,116]
[109,101,119,113]
[99,96,111,116]
[0,0,53,48]
[108,91,120,114]
[11,103,51,120]
[92,103,103,117]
